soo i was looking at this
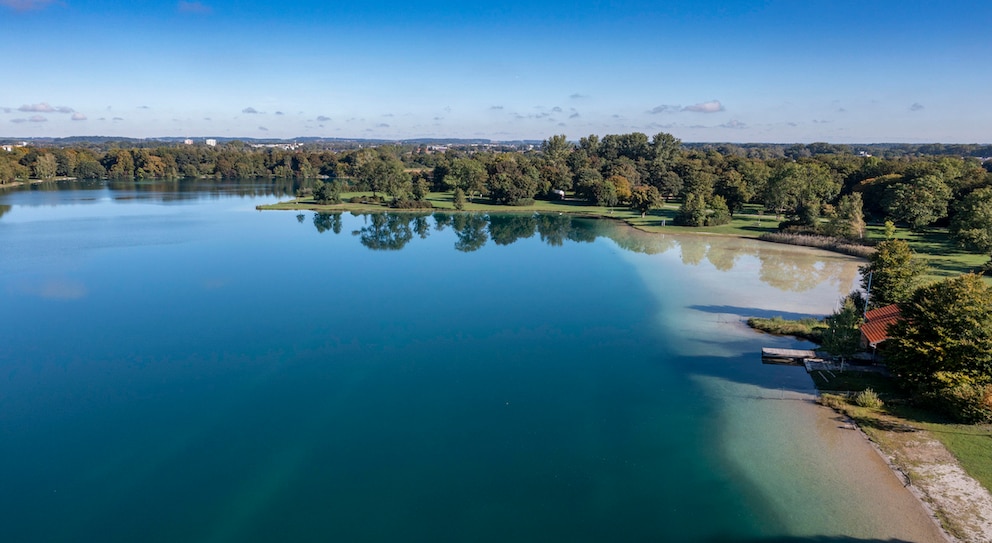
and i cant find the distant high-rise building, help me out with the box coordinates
[183,139,194,145]
[205,139,217,147]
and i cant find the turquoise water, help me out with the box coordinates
[0,182,937,542]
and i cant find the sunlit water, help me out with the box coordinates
[0,181,943,542]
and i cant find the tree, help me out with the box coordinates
[453,188,467,210]
[629,185,662,218]
[33,153,57,180]
[539,134,573,193]
[763,162,840,225]
[674,192,707,226]
[714,170,753,215]
[885,275,992,418]
[313,180,342,205]
[824,193,865,239]
[882,175,952,230]
[950,187,992,264]
[820,295,863,361]
[486,154,539,205]
[706,195,731,226]
[859,239,927,308]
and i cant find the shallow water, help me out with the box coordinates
[0,182,944,542]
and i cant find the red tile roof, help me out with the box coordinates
[861,304,901,347]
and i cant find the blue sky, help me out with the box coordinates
[3,0,990,142]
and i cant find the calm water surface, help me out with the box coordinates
[0,181,940,542]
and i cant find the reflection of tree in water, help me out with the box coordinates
[678,237,708,266]
[352,213,414,250]
[453,214,489,252]
[413,215,431,239]
[536,214,572,246]
[296,213,306,224]
[313,212,343,234]
[0,204,11,221]
[488,214,536,245]
[755,247,860,295]
[315,211,860,295]
[432,212,453,231]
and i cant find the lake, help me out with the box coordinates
[0,181,944,542]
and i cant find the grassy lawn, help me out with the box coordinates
[862,223,989,279]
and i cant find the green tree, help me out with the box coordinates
[674,192,707,226]
[539,134,573,193]
[629,185,662,218]
[821,295,863,360]
[313,180,342,205]
[950,187,992,264]
[886,274,992,391]
[824,193,865,239]
[763,162,839,225]
[706,195,731,226]
[453,187,467,210]
[33,153,57,180]
[714,170,753,215]
[486,154,539,205]
[882,175,952,230]
[859,239,927,308]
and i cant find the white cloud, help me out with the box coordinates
[242,107,260,114]
[29,115,47,122]
[316,115,331,122]
[720,119,747,129]
[19,102,55,112]
[71,113,87,121]
[683,100,724,113]
[910,102,924,112]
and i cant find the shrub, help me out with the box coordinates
[349,195,383,204]
[923,373,992,423]
[818,393,847,410]
[389,199,434,209]
[854,388,884,409]
[508,198,535,207]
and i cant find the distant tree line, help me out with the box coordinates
[4,132,992,261]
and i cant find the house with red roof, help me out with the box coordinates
[860,304,901,350]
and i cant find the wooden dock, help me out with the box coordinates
[761,347,819,366]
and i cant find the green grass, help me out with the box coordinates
[862,223,990,280]
[921,421,992,492]
[746,316,827,342]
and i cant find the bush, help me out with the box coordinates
[349,195,383,204]
[854,388,884,409]
[508,198,535,207]
[818,393,847,410]
[389,199,434,209]
[923,373,992,423]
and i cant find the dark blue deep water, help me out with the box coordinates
[0,181,940,542]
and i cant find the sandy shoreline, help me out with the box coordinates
[837,407,992,542]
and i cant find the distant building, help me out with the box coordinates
[184,139,194,145]
[205,139,217,147]
[860,304,901,350]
